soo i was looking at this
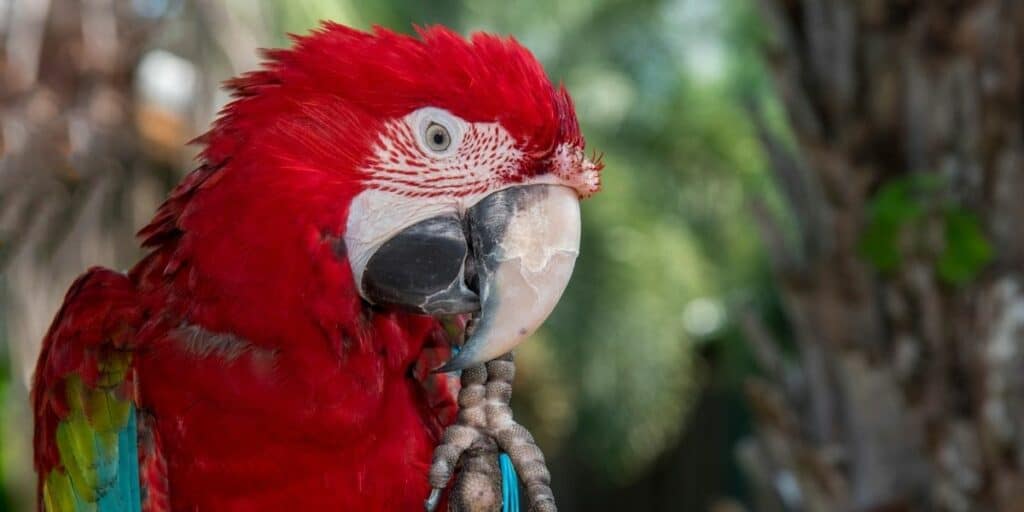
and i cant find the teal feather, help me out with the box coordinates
[95,405,141,512]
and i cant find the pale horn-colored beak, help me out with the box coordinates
[436,184,581,372]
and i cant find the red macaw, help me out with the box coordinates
[32,23,601,511]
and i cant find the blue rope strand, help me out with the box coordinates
[500,452,519,512]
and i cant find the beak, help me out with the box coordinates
[437,185,580,371]
[357,184,581,372]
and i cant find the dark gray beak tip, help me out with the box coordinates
[359,215,479,316]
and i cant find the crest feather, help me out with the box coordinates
[199,23,582,166]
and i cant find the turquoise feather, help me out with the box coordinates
[500,452,520,512]
[95,405,141,512]
[113,406,141,512]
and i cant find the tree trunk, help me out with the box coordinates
[742,1,1024,511]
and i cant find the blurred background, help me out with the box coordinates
[4,1,1024,511]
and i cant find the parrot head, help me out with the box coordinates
[147,23,601,371]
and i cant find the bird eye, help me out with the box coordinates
[424,122,451,152]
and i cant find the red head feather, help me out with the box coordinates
[198,23,586,173]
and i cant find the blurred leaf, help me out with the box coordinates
[938,209,993,286]
[860,174,942,272]
[861,174,991,285]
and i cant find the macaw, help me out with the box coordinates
[32,23,601,512]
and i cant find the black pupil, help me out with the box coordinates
[432,131,446,145]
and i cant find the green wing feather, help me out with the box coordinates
[33,269,142,512]
[43,360,140,512]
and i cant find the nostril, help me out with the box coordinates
[461,213,480,294]
[463,254,479,294]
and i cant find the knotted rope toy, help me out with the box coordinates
[425,352,555,512]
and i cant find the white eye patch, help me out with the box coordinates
[410,107,465,158]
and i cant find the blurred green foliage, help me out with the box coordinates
[861,175,937,273]
[938,209,992,285]
[0,288,10,512]
[861,174,992,285]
